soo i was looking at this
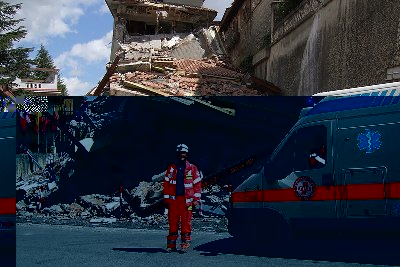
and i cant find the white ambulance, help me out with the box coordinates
[227,82,400,240]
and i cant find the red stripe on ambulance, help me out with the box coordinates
[232,182,400,203]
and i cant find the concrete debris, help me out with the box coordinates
[43,205,64,214]
[152,171,167,182]
[90,217,117,224]
[162,36,183,49]
[99,27,268,96]
[48,181,58,191]
[68,203,85,216]
[130,181,162,207]
[17,200,27,211]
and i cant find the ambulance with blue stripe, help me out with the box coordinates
[227,82,400,240]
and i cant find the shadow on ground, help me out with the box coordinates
[112,247,168,253]
[113,247,190,254]
[194,235,400,266]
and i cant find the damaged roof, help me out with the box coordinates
[105,0,218,21]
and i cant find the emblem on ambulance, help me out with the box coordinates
[293,176,316,200]
[357,129,382,154]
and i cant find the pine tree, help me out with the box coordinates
[58,75,68,96]
[0,1,33,89]
[33,44,69,95]
[33,44,55,80]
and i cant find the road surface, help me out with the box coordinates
[17,223,399,267]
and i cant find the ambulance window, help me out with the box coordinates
[269,134,296,179]
[294,125,327,171]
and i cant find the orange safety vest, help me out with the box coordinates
[163,160,202,206]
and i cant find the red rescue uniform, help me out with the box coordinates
[163,160,202,250]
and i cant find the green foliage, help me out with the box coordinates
[33,44,55,80]
[0,1,33,88]
[33,44,69,95]
[57,75,68,96]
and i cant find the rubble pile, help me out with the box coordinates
[77,194,128,217]
[17,153,229,231]
[129,181,163,207]
[102,27,267,96]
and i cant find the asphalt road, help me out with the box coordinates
[17,223,400,267]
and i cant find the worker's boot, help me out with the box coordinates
[166,232,178,252]
[180,233,191,253]
[180,243,190,253]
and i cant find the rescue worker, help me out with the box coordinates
[163,144,202,252]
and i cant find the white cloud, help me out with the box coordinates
[69,31,113,63]
[63,77,92,96]
[55,31,112,77]
[9,0,101,43]
[98,2,110,14]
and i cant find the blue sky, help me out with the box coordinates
[11,0,233,95]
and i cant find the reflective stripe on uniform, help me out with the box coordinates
[170,196,176,200]
[193,177,201,184]
[186,198,193,203]
[170,180,176,184]
[184,183,193,188]
[194,193,201,198]
[164,195,170,199]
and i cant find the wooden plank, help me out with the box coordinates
[92,54,121,96]
[123,81,172,96]
[185,97,235,116]
[200,73,241,82]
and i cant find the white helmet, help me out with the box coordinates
[176,144,188,153]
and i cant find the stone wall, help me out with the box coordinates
[222,0,273,67]
[265,0,400,95]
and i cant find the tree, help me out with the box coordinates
[0,2,33,89]
[58,75,68,96]
[33,44,55,80]
[33,44,69,96]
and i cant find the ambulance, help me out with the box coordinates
[227,82,400,240]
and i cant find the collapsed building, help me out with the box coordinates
[88,0,281,96]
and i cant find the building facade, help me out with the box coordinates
[105,0,217,61]
[220,0,400,95]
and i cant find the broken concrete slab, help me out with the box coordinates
[117,62,151,73]
[17,200,27,211]
[43,204,64,214]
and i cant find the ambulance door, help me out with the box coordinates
[289,121,336,218]
[339,167,387,217]
[336,125,388,218]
